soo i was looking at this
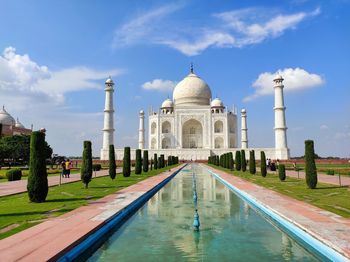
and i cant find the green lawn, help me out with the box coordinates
[0,166,178,239]
[207,164,350,218]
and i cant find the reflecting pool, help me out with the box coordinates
[88,164,319,261]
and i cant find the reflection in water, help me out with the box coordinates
[88,164,318,262]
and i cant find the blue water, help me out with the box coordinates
[88,164,319,261]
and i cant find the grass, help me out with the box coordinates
[207,164,350,218]
[0,165,178,239]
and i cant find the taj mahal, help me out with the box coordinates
[100,66,290,161]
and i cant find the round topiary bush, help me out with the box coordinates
[6,169,22,181]
[279,164,286,181]
[92,164,102,171]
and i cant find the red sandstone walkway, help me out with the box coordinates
[285,169,350,186]
[204,164,350,260]
[0,165,185,262]
[0,168,123,197]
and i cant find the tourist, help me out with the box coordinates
[65,159,72,178]
[61,160,66,178]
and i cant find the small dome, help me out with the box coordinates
[241,108,246,113]
[105,76,114,84]
[211,97,224,108]
[173,72,212,106]
[0,106,15,126]
[139,110,144,114]
[161,98,174,108]
[15,118,25,128]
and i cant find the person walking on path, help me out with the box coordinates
[61,160,66,178]
[65,159,72,178]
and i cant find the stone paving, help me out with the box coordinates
[0,168,122,197]
[285,169,350,186]
[205,164,350,260]
[0,165,185,262]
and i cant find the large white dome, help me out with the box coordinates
[173,72,212,106]
[0,106,15,126]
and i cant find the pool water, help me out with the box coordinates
[88,164,319,261]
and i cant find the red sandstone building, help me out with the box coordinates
[0,106,32,136]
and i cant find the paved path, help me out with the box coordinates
[0,164,186,262]
[0,168,123,197]
[285,169,350,186]
[205,165,350,260]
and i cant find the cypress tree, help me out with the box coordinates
[109,144,116,180]
[143,150,149,172]
[154,153,158,170]
[161,154,165,168]
[235,151,241,171]
[241,150,246,172]
[279,164,286,181]
[123,147,131,177]
[135,149,142,174]
[305,140,317,189]
[261,151,267,177]
[224,154,227,168]
[27,131,48,202]
[249,150,256,174]
[215,155,219,166]
[158,156,162,169]
[229,152,234,170]
[81,140,93,189]
[172,156,176,165]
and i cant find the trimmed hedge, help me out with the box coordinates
[143,150,149,172]
[241,150,246,172]
[27,131,48,202]
[261,151,267,177]
[81,141,93,189]
[305,140,317,189]
[109,144,116,180]
[279,164,286,181]
[235,151,241,171]
[135,149,142,174]
[249,150,256,174]
[92,164,102,171]
[123,147,131,177]
[6,169,22,181]
[154,153,158,170]
[228,152,234,170]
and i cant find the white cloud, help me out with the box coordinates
[0,46,124,156]
[142,79,176,92]
[112,5,320,56]
[244,67,324,101]
[320,124,329,130]
[0,47,123,104]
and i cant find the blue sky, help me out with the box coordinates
[0,0,349,157]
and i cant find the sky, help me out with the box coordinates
[0,0,349,158]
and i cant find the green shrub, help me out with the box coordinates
[123,147,131,177]
[109,144,116,180]
[235,151,241,171]
[6,169,22,181]
[81,141,93,188]
[154,153,158,170]
[261,151,267,177]
[241,150,246,172]
[27,131,48,202]
[158,156,162,169]
[150,158,153,170]
[279,164,286,181]
[228,152,234,170]
[92,164,102,171]
[305,140,317,189]
[143,150,149,172]
[249,150,256,174]
[135,149,142,174]
[160,154,165,168]
[326,169,335,176]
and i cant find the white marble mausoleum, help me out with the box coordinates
[100,67,290,161]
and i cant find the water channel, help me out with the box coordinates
[88,164,319,261]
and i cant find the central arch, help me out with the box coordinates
[182,119,203,148]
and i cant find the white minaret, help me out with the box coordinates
[241,108,248,149]
[273,75,289,159]
[100,76,115,160]
[138,110,145,149]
